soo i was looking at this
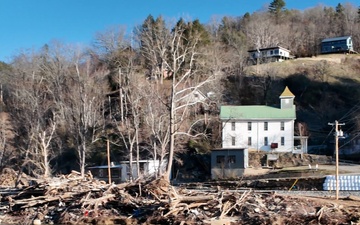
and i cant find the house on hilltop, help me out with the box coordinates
[220,86,307,153]
[248,46,293,64]
[321,36,355,54]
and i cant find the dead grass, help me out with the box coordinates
[245,54,360,83]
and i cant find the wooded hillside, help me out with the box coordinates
[0,1,359,179]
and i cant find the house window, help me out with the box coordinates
[228,155,236,164]
[264,137,268,146]
[275,49,279,54]
[248,122,252,131]
[217,156,225,164]
[248,137,252,146]
[264,122,268,131]
[231,137,236,146]
[270,50,273,55]
[281,137,285,146]
[231,122,235,131]
[281,122,284,131]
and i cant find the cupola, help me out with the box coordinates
[279,86,295,109]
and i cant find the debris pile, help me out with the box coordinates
[0,171,359,224]
[0,168,29,187]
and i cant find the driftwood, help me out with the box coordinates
[1,172,360,225]
[2,173,248,223]
[346,195,360,202]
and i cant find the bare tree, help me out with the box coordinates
[135,17,218,180]
[93,26,146,180]
[35,118,57,178]
[216,16,249,102]
[7,51,59,178]
[113,73,143,181]
[244,12,281,50]
[164,21,215,179]
[93,26,131,123]
[343,3,359,36]
[0,112,15,169]
[141,83,170,177]
[68,50,108,177]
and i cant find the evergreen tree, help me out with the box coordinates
[187,19,211,46]
[335,3,345,16]
[174,18,210,47]
[268,0,286,15]
[243,12,250,19]
[268,0,286,23]
[335,3,346,35]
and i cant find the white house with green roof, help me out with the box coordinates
[220,87,296,152]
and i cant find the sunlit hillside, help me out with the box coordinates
[245,54,360,83]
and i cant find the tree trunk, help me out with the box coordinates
[136,128,140,178]
[165,75,176,181]
[119,68,124,122]
[129,144,133,182]
[80,141,86,177]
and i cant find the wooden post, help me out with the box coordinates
[107,139,111,184]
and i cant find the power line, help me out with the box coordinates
[339,131,360,148]
[339,101,360,122]
[319,126,334,146]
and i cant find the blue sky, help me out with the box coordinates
[0,0,358,62]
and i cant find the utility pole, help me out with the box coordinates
[328,120,344,200]
[107,139,112,184]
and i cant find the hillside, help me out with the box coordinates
[246,54,360,81]
[239,54,360,152]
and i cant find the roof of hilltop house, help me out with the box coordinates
[322,36,351,42]
[248,46,291,53]
[220,105,296,120]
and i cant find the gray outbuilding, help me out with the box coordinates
[211,148,248,180]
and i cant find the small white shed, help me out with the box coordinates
[87,160,166,183]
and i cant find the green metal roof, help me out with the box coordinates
[220,105,296,120]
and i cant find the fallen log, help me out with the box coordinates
[346,195,360,202]
[178,195,214,203]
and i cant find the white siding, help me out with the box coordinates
[252,48,291,59]
[222,120,294,152]
[279,49,290,57]
[119,160,165,182]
